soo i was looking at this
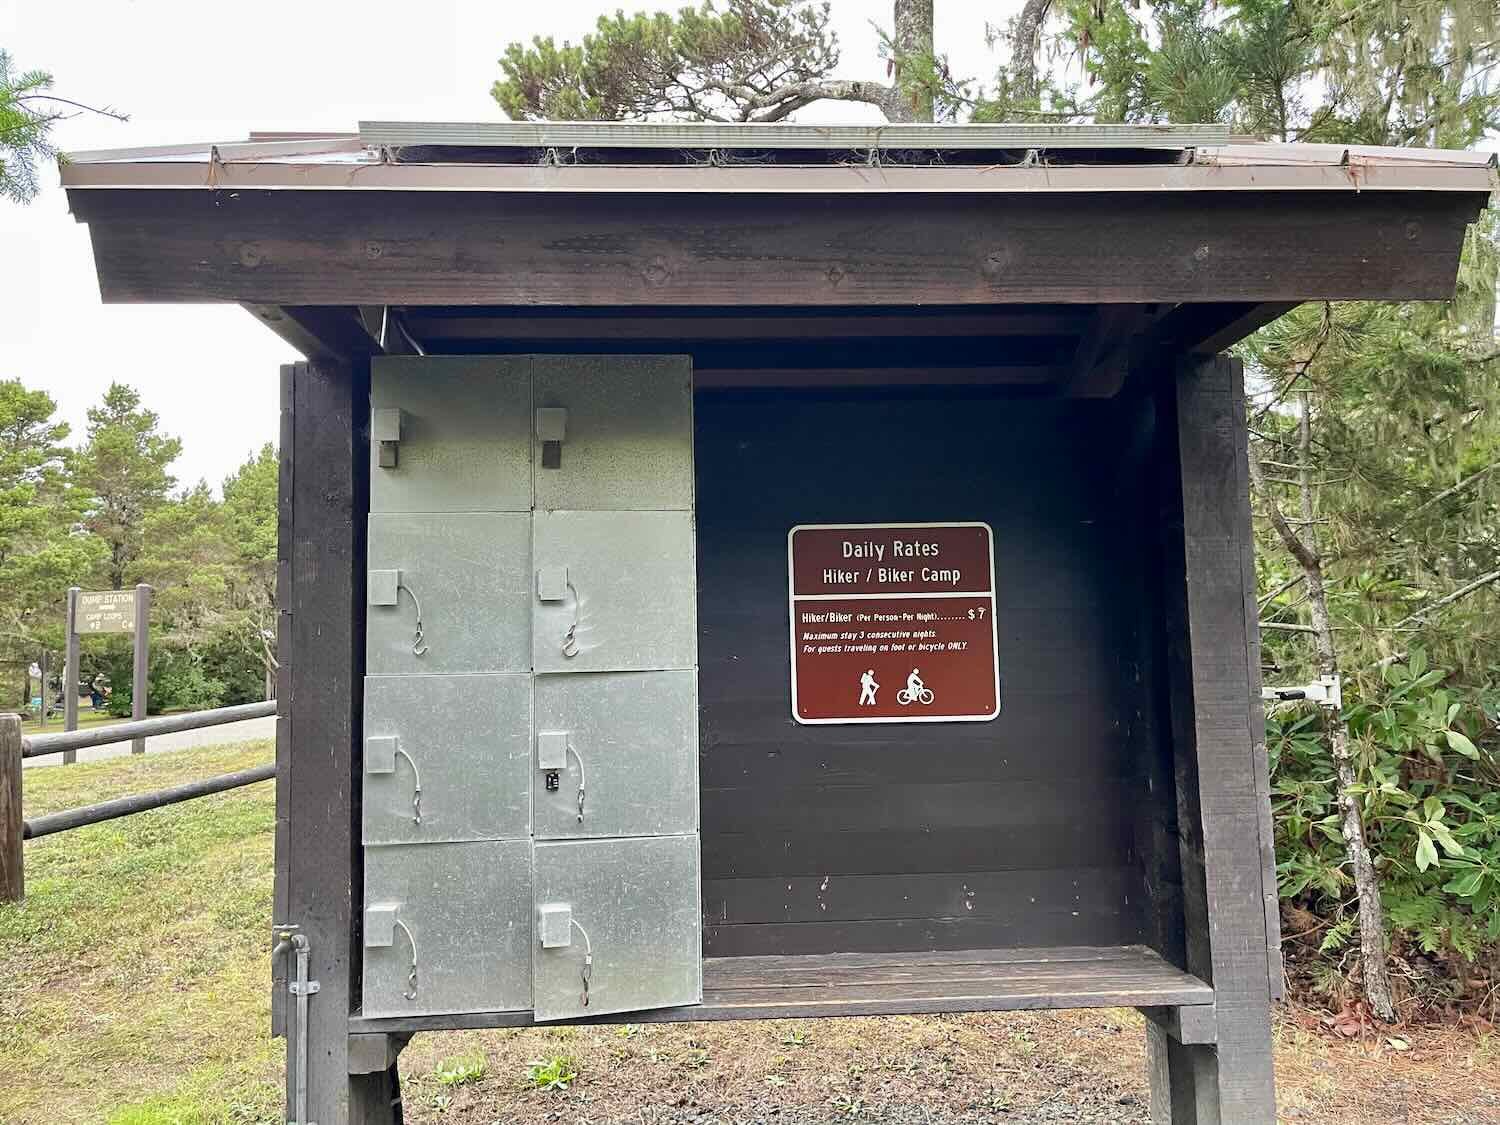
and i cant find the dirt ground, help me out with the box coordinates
[393,1006,1500,1124]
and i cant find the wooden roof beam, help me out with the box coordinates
[243,305,385,364]
[78,189,1486,307]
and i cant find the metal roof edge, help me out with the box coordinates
[358,119,1232,150]
[63,134,363,165]
[57,159,1499,195]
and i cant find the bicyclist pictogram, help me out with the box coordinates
[897,668,934,706]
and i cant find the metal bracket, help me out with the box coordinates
[537,407,567,469]
[1263,674,1341,710]
[372,407,403,468]
[272,923,317,1125]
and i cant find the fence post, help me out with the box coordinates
[1,713,22,903]
[64,586,80,764]
[132,584,152,755]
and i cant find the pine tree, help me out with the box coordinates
[71,384,183,591]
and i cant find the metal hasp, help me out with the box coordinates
[1263,674,1342,709]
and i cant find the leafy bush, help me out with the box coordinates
[102,644,226,717]
[1271,652,1500,1002]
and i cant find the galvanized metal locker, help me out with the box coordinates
[370,356,533,514]
[532,355,694,512]
[363,674,531,845]
[362,839,533,1018]
[531,509,697,674]
[532,670,698,840]
[532,834,703,1021]
[366,512,532,675]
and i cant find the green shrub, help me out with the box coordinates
[1272,651,1500,998]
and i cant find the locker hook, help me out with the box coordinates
[561,579,581,659]
[394,917,419,1001]
[397,580,428,656]
[567,742,587,823]
[395,746,423,826]
[570,917,593,1008]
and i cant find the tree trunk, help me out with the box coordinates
[1293,397,1396,1022]
[1251,394,1397,1022]
[1011,0,1052,102]
[890,0,935,122]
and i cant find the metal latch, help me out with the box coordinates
[365,735,422,825]
[1263,674,1341,710]
[537,903,593,1008]
[366,902,419,1001]
[368,569,428,656]
[536,407,568,469]
[372,407,404,468]
[537,730,586,821]
[272,923,318,1125]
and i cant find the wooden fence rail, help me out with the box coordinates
[23,700,277,759]
[0,708,277,903]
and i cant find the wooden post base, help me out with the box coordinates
[349,1064,403,1125]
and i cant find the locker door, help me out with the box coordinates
[367,512,531,675]
[370,356,531,514]
[532,835,702,1022]
[364,673,531,845]
[531,510,696,674]
[532,355,692,512]
[532,670,697,840]
[363,839,533,1018]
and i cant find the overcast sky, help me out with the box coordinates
[0,1,1013,489]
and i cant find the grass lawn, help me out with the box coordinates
[3,744,1499,1123]
[0,742,282,1124]
[20,708,123,735]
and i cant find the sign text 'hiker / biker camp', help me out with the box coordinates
[787,523,1000,725]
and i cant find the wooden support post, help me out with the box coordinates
[38,651,49,729]
[131,584,152,754]
[63,587,80,764]
[1,713,22,902]
[1148,354,1277,1123]
[275,358,379,1124]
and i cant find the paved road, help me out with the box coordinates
[22,715,276,769]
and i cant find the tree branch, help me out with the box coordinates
[1385,460,1500,542]
[1258,572,1306,609]
[1387,569,1500,632]
[1249,453,1321,571]
[15,93,128,123]
[1250,301,1333,425]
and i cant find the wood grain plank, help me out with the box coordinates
[345,946,1211,1032]
[704,867,1135,925]
[71,189,1483,306]
[281,358,369,1120]
[1147,355,1276,1120]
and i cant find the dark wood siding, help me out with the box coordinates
[695,389,1153,957]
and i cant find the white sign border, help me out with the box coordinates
[787,521,1001,726]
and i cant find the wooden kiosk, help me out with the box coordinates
[62,122,1493,1123]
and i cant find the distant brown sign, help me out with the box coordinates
[75,590,137,634]
[788,523,999,725]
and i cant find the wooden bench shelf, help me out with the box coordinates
[350,944,1212,1033]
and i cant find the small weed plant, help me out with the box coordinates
[526,1055,578,1092]
[433,1050,487,1086]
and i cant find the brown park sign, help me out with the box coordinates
[788,523,1000,725]
[75,590,138,634]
